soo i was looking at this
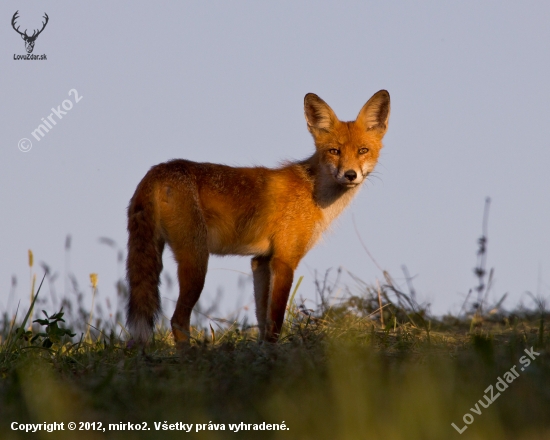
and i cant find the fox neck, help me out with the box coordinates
[303,152,361,220]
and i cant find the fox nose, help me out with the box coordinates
[344,170,357,182]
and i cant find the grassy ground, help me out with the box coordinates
[1,273,549,440]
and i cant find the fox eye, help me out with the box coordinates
[359,147,369,154]
[328,148,340,156]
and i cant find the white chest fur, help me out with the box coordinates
[306,185,360,251]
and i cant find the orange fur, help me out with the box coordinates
[126,90,390,346]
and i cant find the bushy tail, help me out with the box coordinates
[126,185,164,345]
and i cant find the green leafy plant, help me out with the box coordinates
[32,309,76,348]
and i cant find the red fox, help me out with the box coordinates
[126,90,390,346]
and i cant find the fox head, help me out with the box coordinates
[304,90,390,188]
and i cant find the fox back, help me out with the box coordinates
[126,90,390,347]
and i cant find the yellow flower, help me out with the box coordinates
[90,273,98,289]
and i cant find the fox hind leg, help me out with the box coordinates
[162,193,209,348]
[170,249,208,347]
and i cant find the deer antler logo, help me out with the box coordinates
[12,11,49,54]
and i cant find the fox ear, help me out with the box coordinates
[356,90,390,135]
[304,93,338,133]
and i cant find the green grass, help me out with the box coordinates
[1,275,549,440]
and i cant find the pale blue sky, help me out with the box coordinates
[2,2,549,324]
